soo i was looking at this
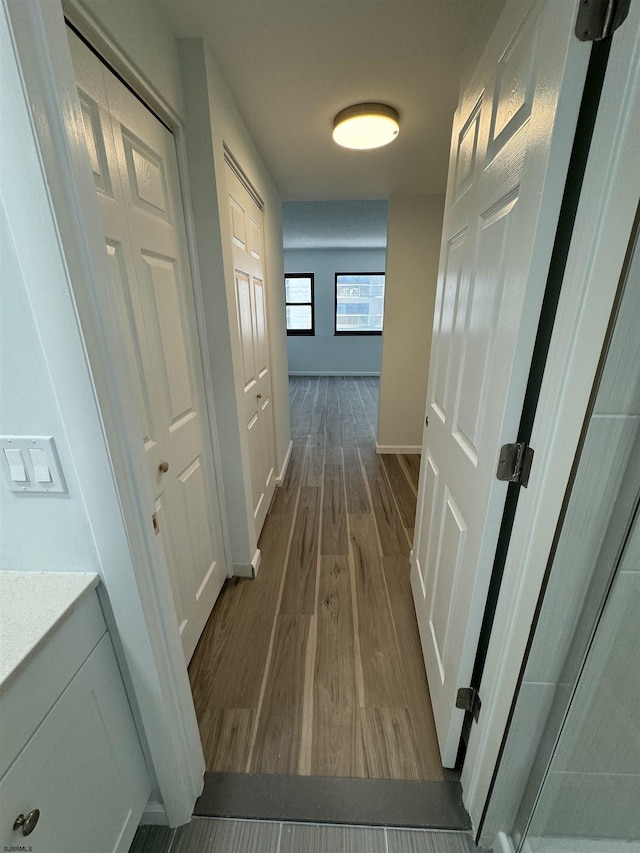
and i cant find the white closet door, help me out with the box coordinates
[70,31,227,662]
[226,162,276,537]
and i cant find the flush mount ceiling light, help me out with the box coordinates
[332,103,400,150]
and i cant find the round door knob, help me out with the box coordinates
[158,461,169,474]
[14,809,40,836]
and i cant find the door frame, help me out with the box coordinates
[462,5,640,836]
[3,0,230,824]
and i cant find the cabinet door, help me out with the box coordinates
[0,635,150,853]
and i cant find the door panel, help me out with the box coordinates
[236,270,257,390]
[411,0,589,765]
[432,230,466,422]
[487,9,538,162]
[453,191,519,457]
[139,253,195,424]
[105,241,156,445]
[430,489,467,680]
[70,30,227,662]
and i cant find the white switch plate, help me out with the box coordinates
[0,436,67,493]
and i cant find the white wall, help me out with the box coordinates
[65,0,185,119]
[284,247,386,375]
[377,194,444,452]
[0,203,99,572]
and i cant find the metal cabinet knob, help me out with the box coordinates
[14,809,40,836]
[256,393,262,400]
[158,461,169,473]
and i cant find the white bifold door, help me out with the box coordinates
[226,162,276,539]
[411,0,590,766]
[69,31,228,663]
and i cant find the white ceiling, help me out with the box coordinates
[156,0,506,201]
[282,200,389,249]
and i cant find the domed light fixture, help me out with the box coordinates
[332,103,400,150]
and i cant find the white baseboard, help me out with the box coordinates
[288,371,380,377]
[276,440,293,485]
[140,798,168,825]
[232,561,254,578]
[232,548,260,578]
[252,548,261,577]
[376,444,422,455]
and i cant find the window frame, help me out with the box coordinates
[334,271,386,336]
[284,273,315,336]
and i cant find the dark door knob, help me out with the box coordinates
[14,809,40,837]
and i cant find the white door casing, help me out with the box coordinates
[70,31,227,663]
[411,0,590,766]
[226,161,276,538]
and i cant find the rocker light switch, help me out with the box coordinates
[0,436,67,493]
[4,448,28,482]
[29,448,52,483]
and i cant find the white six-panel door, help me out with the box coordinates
[411,0,589,766]
[70,31,228,663]
[226,162,276,538]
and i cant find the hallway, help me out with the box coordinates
[188,376,448,782]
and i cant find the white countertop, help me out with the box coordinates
[0,571,99,691]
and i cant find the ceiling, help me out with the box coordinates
[156,0,506,201]
[282,200,389,249]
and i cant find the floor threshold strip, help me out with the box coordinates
[194,772,472,831]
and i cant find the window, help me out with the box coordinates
[284,274,314,335]
[334,272,385,334]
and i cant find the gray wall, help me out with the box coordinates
[284,248,385,375]
[528,513,640,840]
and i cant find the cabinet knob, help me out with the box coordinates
[256,393,262,400]
[158,461,169,474]
[13,809,40,836]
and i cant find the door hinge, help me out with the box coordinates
[575,0,631,41]
[496,442,534,488]
[456,687,482,723]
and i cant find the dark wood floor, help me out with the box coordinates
[188,376,448,781]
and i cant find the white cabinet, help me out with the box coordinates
[0,585,151,853]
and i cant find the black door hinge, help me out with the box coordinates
[456,687,482,723]
[496,442,534,488]
[575,0,631,41]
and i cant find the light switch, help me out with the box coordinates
[4,448,28,482]
[29,448,52,483]
[0,436,67,493]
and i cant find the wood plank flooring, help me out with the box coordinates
[188,376,448,781]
